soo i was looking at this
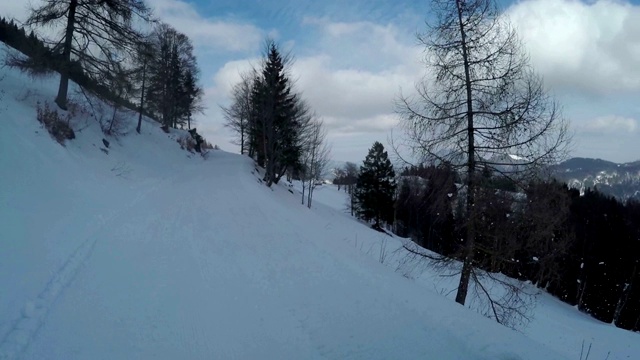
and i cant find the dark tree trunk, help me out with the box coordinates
[240,121,245,155]
[55,0,78,110]
[614,263,637,325]
[136,60,147,134]
[455,0,476,306]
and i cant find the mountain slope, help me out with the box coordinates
[1,122,563,359]
[0,54,573,359]
[552,157,640,200]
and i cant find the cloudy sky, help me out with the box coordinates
[2,0,640,163]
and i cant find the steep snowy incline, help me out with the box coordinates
[4,149,562,359]
[0,58,200,359]
[310,185,640,360]
[0,50,568,359]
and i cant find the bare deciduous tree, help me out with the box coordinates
[300,116,331,208]
[145,23,201,130]
[102,65,133,136]
[396,0,570,323]
[333,162,359,215]
[134,39,154,134]
[222,70,257,155]
[25,0,152,110]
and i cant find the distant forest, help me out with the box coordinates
[333,154,640,331]
[343,158,640,331]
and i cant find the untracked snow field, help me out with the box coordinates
[1,47,639,359]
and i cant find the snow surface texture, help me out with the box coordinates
[0,46,637,359]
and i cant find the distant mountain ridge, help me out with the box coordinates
[331,155,640,201]
[551,157,640,200]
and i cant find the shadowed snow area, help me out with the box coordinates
[1,45,634,359]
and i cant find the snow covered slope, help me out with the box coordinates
[0,47,634,359]
[311,185,640,360]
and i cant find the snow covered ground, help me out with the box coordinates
[1,47,638,359]
[309,185,640,360]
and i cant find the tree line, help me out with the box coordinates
[340,141,640,332]
[398,166,640,331]
[339,0,637,332]
[1,0,203,137]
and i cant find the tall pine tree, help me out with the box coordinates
[251,40,298,186]
[354,142,396,230]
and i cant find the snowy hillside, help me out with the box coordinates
[310,186,640,360]
[1,50,638,359]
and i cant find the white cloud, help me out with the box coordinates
[289,19,422,133]
[322,113,399,134]
[197,18,422,157]
[290,55,413,123]
[207,58,260,99]
[567,114,640,162]
[302,17,423,71]
[507,0,640,94]
[580,115,638,133]
[147,0,264,52]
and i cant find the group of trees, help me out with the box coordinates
[344,138,640,330]
[1,16,134,114]
[142,24,202,131]
[333,162,358,193]
[223,40,330,195]
[557,190,640,330]
[299,118,331,208]
[394,164,457,256]
[394,0,569,318]
[392,168,640,330]
[393,164,571,327]
[0,17,56,76]
[335,0,569,327]
[343,0,639,332]
[27,0,149,110]
[333,162,359,215]
[2,0,203,135]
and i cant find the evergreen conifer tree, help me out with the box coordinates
[251,40,298,186]
[354,142,396,230]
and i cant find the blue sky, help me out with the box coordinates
[2,0,639,163]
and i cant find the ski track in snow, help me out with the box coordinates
[0,177,174,360]
[0,235,97,360]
